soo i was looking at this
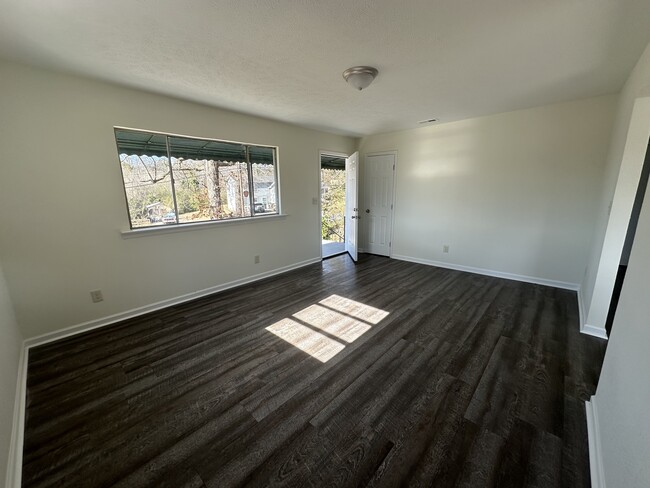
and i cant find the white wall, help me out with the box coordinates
[0,264,23,487]
[582,41,650,334]
[0,61,357,338]
[591,167,650,487]
[358,95,616,287]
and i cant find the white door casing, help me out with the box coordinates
[364,153,395,257]
[345,152,359,262]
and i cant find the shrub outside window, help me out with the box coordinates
[115,128,279,229]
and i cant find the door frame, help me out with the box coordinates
[584,96,650,338]
[363,150,398,258]
[318,150,350,260]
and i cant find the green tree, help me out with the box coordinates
[321,168,345,242]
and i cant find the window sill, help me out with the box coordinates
[121,213,288,239]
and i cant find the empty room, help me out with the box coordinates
[2,1,650,487]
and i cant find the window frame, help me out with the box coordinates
[114,126,281,230]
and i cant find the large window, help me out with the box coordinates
[115,128,279,229]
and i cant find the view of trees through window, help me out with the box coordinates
[116,129,278,229]
[321,168,346,243]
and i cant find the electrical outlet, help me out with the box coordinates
[90,289,103,303]
[443,245,450,253]
[254,255,260,264]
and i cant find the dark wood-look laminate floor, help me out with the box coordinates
[23,254,607,488]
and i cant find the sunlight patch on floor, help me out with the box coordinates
[319,294,389,325]
[293,304,371,343]
[266,295,389,362]
[266,318,345,362]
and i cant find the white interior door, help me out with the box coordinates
[345,152,359,262]
[364,153,395,256]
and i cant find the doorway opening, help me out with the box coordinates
[321,154,347,258]
[606,139,650,335]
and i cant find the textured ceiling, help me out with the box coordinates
[1,0,649,136]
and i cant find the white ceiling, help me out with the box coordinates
[1,0,649,137]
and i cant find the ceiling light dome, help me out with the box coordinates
[342,66,378,91]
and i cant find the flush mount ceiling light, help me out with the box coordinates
[342,66,378,91]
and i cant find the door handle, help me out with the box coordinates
[365,209,370,213]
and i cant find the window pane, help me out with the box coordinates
[250,146,277,215]
[115,130,279,228]
[116,130,175,228]
[168,137,251,222]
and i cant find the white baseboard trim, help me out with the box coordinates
[5,342,28,488]
[581,323,609,340]
[586,397,606,488]
[577,287,608,340]
[8,256,323,487]
[391,254,580,291]
[25,257,321,349]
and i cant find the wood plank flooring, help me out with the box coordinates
[22,254,607,487]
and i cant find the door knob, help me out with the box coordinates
[365,209,370,213]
